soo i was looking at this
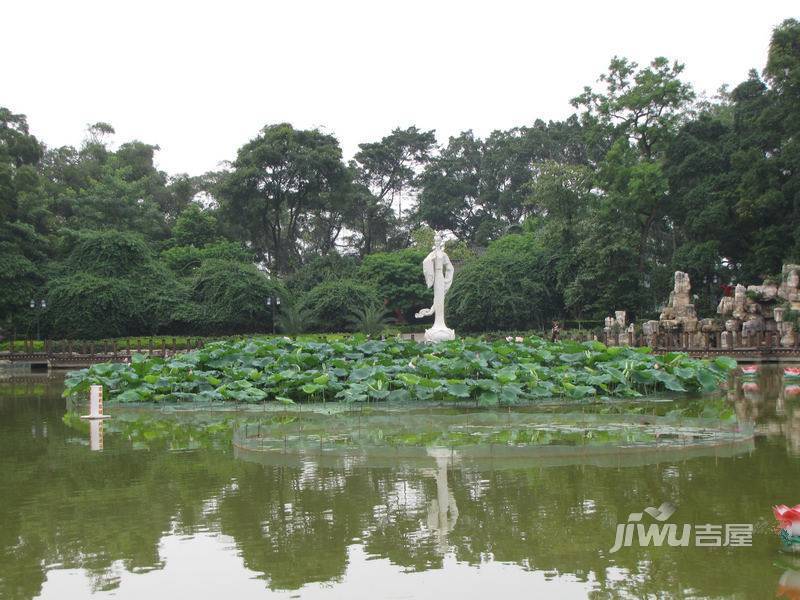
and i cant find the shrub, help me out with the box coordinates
[58,229,157,278]
[347,302,395,336]
[357,249,431,322]
[179,260,285,334]
[45,273,147,338]
[45,229,180,337]
[275,303,314,335]
[447,234,560,332]
[161,241,253,275]
[299,279,379,332]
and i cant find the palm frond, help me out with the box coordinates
[275,303,314,335]
[347,303,395,336]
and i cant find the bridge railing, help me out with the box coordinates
[2,336,207,362]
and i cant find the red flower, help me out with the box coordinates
[774,505,800,527]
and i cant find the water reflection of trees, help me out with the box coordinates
[1,376,798,598]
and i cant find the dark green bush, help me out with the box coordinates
[357,248,432,322]
[447,234,561,332]
[45,273,146,338]
[179,259,286,334]
[161,241,252,275]
[58,229,158,278]
[299,279,380,332]
[45,230,180,337]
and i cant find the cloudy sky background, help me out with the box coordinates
[4,0,797,175]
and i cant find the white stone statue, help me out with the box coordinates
[415,231,456,342]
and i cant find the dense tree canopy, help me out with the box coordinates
[1,18,799,337]
[215,123,351,274]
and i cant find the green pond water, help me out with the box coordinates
[2,367,800,599]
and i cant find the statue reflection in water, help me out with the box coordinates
[424,448,458,552]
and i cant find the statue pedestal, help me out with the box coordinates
[424,326,455,343]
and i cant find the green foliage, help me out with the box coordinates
[285,253,359,294]
[0,108,46,330]
[177,260,286,334]
[350,126,436,254]
[46,139,174,240]
[745,290,762,302]
[783,308,800,328]
[357,249,430,321]
[447,234,560,331]
[216,123,351,273]
[63,336,737,406]
[57,229,158,278]
[0,222,45,328]
[44,273,150,338]
[170,203,221,247]
[161,241,252,275]
[44,230,179,337]
[416,120,589,243]
[347,302,395,336]
[2,20,800,337]
[298,280,380,332]
[275,303,314,335]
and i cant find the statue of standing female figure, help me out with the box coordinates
[415,231,456,342]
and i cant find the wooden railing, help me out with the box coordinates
[0,337,207,367]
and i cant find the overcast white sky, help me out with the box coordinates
[3,1,797,176]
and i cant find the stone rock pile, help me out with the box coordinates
[716,264,799,348]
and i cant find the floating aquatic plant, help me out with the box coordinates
[63,336,737,406]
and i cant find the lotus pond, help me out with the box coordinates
[3,362,800,599]
[63,336,737,405]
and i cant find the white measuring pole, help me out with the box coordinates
[81,385,111,420]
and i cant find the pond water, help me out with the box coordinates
[2,366,800,599]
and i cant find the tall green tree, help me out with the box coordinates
[44,135,176,240]
[349,126,436,254]
[416,130,483,241]
[733,18,800,272]
[0,107,47,331]
[216,124,351,274]
[571,57,694,314]
[417,120,591,244]
[524,161,594,317]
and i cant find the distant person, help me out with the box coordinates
[551,320,560,342]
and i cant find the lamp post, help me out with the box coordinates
[266,296,281,334]
[30,299,46,341]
